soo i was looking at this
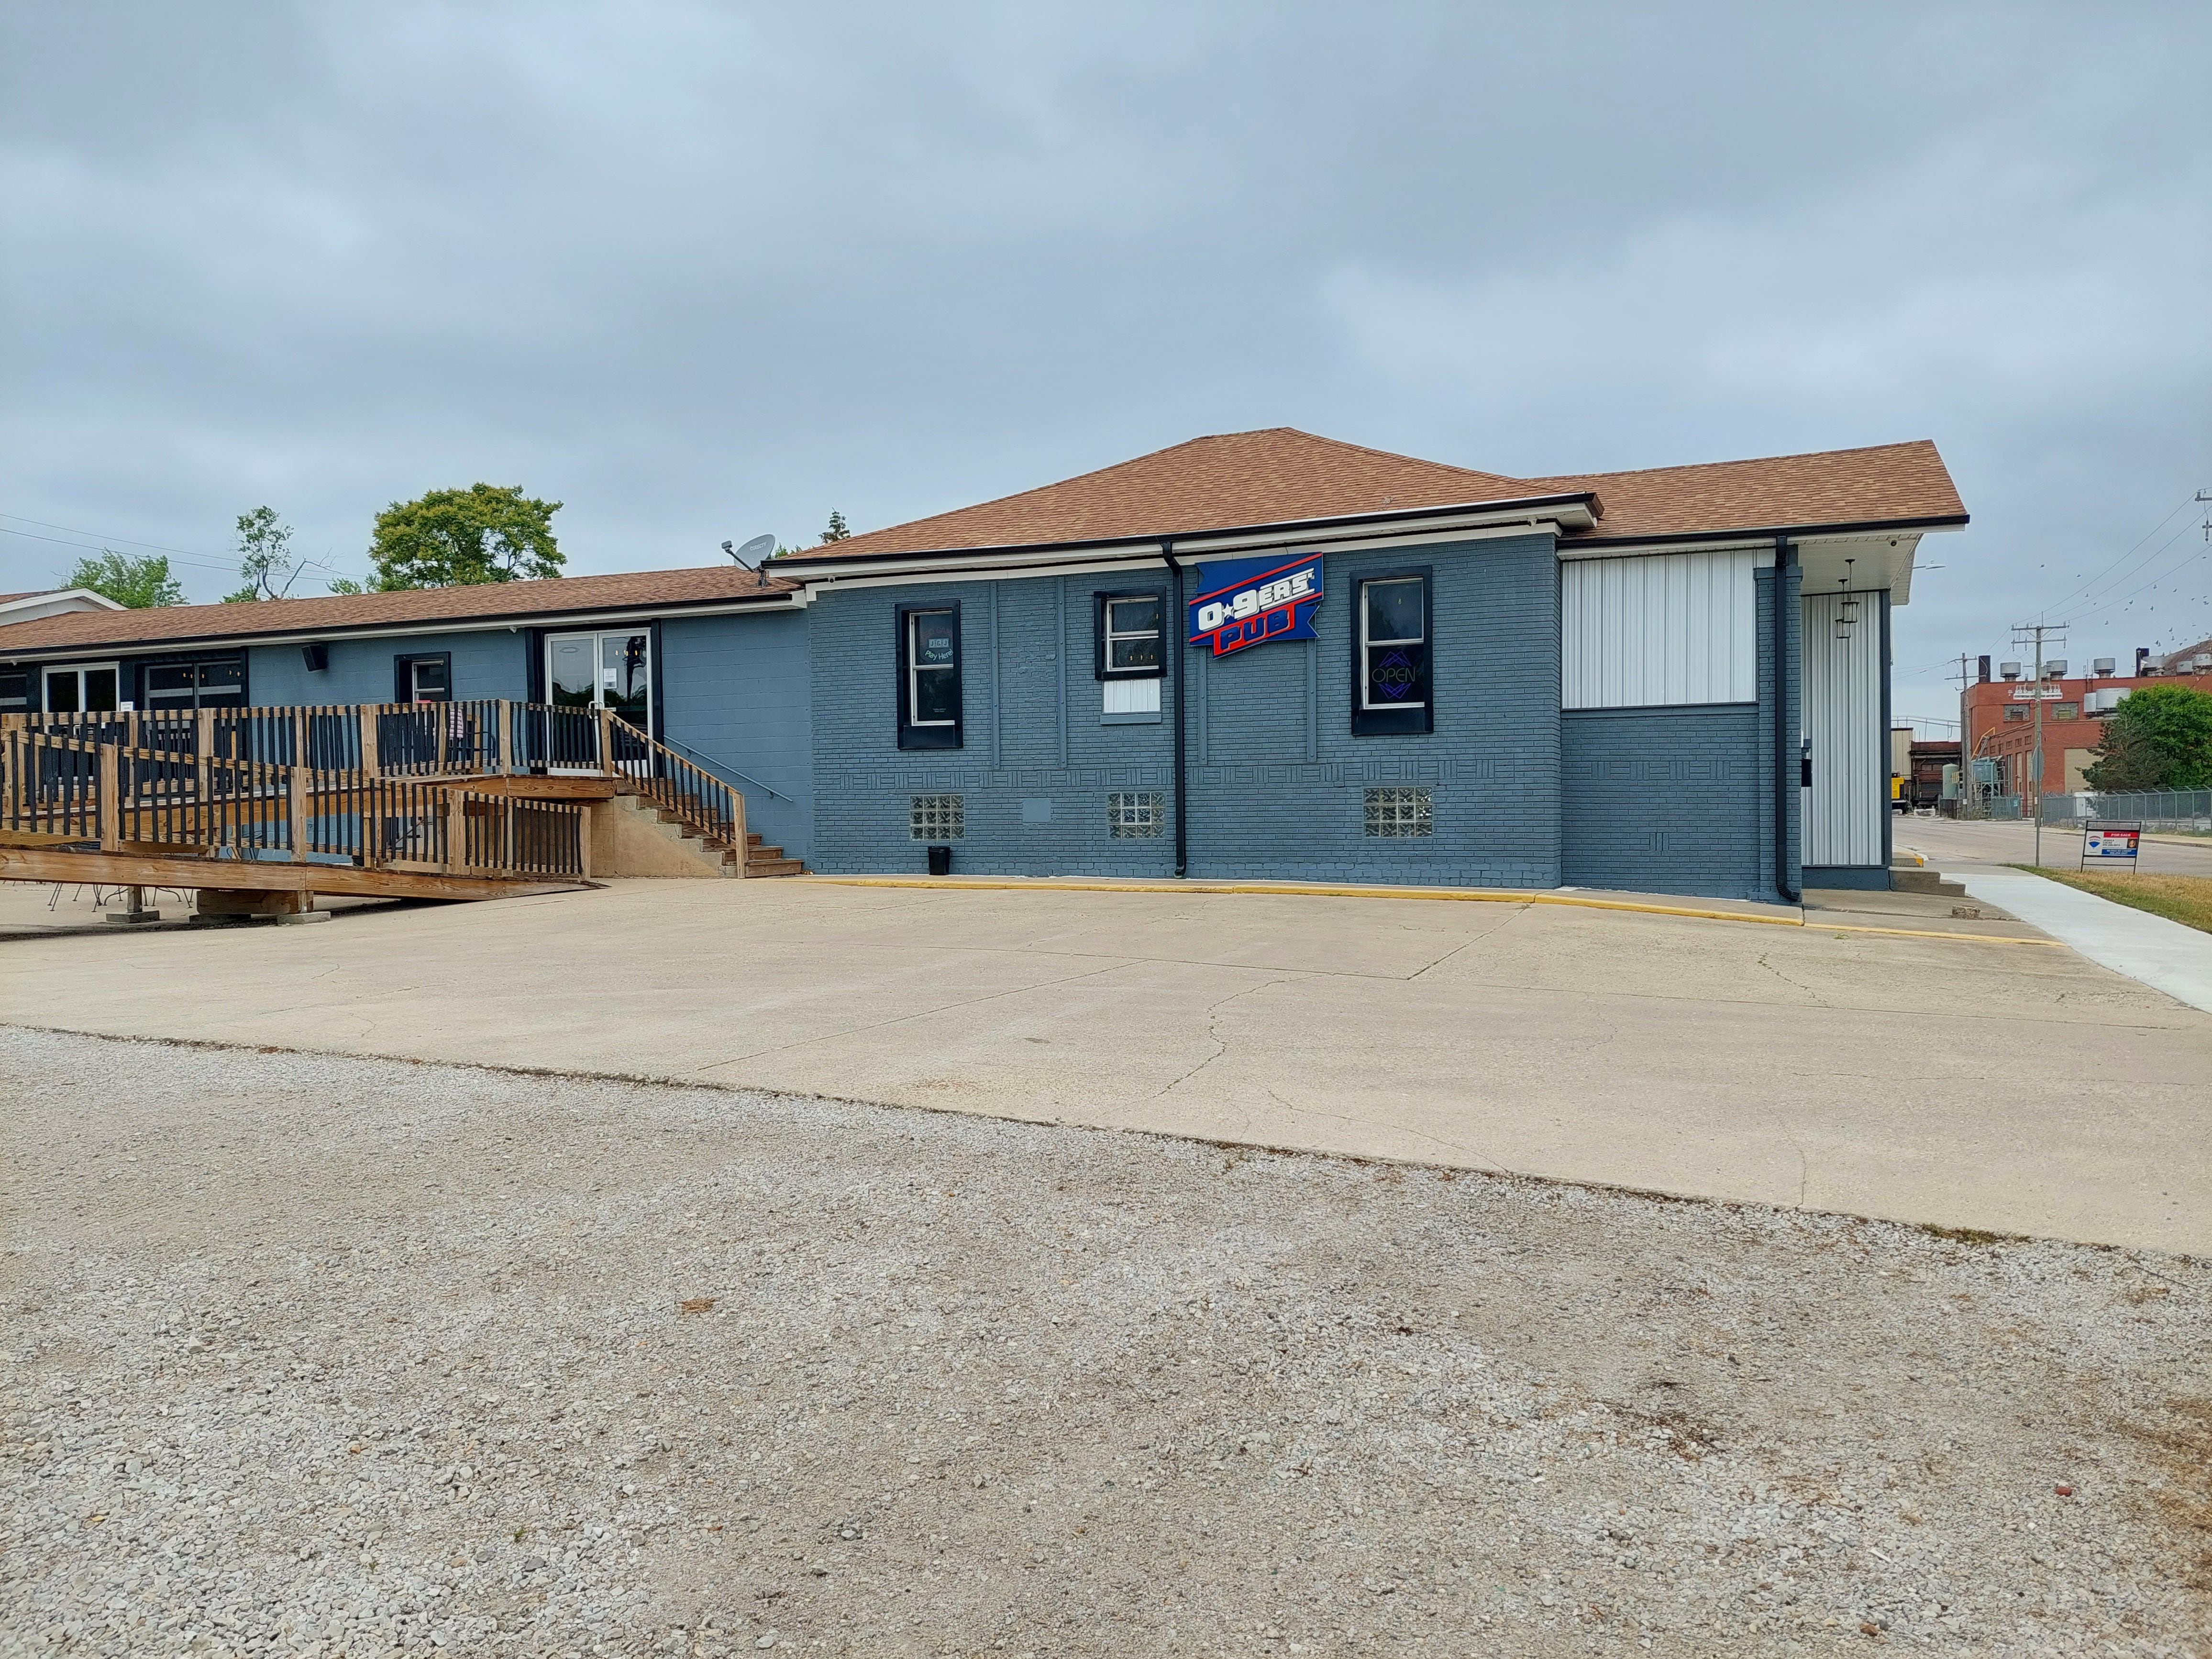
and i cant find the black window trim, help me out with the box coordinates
[131,650,252,713]
[1093,588,1169,681]
[1350,565,1434,737]
[896,601,963,751]
[394,651,453,705]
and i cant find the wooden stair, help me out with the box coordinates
[745,831,805,878]
[630,793,805,877]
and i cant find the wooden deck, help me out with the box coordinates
[0,700,800,900]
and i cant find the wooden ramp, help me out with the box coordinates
[0,843,587,902]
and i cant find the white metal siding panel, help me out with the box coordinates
[1101,677,1161,715]
[1802,591,1885,867]
[1561,549,1759,709]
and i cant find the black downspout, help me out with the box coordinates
[1879,590,1893,875]
[1774,539,1800,903]
[1165,540,1187,878]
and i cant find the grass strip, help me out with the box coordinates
[2017,867,2212,935]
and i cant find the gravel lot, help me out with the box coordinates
[4,1027,2208,1658]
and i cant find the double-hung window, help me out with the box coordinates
[897,605,962,750]
[1351,570,1432,735]
[1095,590,1165,723]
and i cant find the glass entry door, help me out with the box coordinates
[546,630,652,770]
[547,631,650,725]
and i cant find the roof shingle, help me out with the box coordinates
[0,428,1964,659]
[0,566,796,655]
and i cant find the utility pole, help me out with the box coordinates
[2011,621,2067,867]
[1950,654,1976,818]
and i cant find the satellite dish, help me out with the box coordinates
[733,533,776,567]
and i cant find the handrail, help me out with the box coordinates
[654,731,794,803]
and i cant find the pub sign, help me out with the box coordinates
[1187,553,1324,657]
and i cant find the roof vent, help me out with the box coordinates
[2091,657,2115,676]
[1999,662,2022,680]
[2042,659,2067,678]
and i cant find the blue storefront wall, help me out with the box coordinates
[1561,706,1760,894]
[1187,533,1561,885]
[659,610,815,862]
[1559,559,1800,902]
[246,630,531,708]
[805,531,1565,885]
[808,575,1179,876]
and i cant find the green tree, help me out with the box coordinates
[223,506,300,602]
[2083,683,2212,792]
[348,484,564,591]
[63,550,183,608]
[819,510,849,543]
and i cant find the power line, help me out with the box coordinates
[0,510,241,567]
[2032,487,2205,618]
[0,522,242,575]
[0,512,364,585]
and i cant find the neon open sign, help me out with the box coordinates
[1187,553,1324,657]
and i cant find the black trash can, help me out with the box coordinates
[926,844,953,876]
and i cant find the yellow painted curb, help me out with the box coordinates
[801,876,2063,947]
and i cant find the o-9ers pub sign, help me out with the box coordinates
[1187,553,1323,657]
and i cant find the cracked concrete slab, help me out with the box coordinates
[1,876,2207,1253]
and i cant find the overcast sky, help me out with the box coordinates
[3,1,2207,727]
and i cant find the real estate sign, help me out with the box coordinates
[2082,825,2141,868]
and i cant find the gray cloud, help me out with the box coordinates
[3,1,2207,721]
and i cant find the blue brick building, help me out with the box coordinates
[0,429,1966,900]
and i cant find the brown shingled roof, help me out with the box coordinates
[809,430,1534,561]
[795,428,1964,561]
[0,429,1965,659]
[1524,439,1966,542]
[0,565,796,656]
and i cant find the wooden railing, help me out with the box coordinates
[0,720,586,882]
[0,699,758,870]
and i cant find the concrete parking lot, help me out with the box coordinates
[2,872,2207,1252]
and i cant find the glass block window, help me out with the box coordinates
[1107,790,1165,839]
[910,794,964,841]
[1364,785,1433,838]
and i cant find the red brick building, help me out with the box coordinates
[1962,667,2151,800]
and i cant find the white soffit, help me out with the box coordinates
[1561,547,1761,710]
[1796,532,1924,603]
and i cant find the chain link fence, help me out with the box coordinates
[2031,791,2212,831]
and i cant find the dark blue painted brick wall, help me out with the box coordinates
[1561,706,1760,895]
[808,576,1179,876]
[246,630,529,707]
[1186,533,1561,885]
[660,611,815,861]
[807,532,1562,885]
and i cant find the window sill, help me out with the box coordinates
[1101,711,1162,726]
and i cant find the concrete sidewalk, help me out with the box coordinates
[1957,870,2212,1014]
[4,875,2208,1253]
[1901,814,2212,878]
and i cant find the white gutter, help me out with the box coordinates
[785,502,1594,588]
